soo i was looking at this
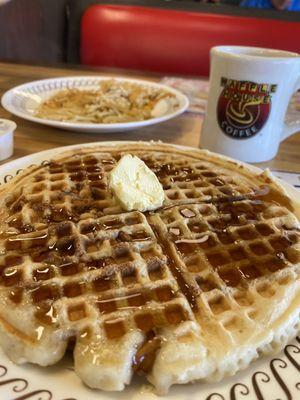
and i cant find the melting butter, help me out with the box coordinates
[109,154,164,212]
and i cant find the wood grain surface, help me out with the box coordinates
[0,62,299,173]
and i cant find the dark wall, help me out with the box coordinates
[0,0,68,64]
[1,0,300,65]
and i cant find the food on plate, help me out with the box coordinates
[0,142,299,394]
[34,80,179,123]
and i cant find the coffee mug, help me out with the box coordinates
[201,46,300,163]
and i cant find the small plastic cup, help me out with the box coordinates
[0,119,16,161]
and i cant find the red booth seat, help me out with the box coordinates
[81,4,300,76]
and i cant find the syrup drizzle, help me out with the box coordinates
[250,185,294,212]
[150,225,199,311]
[150,184,295,217]
[133,331,161,373]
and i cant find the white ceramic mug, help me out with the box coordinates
[201,46,300,163]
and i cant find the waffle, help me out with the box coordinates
[0,142,299,394]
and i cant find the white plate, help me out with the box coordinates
[0,142,299,400]
[0,77,189,133]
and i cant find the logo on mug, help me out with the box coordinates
[217,78,277,139]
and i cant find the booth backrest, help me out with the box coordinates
[80,4,300,76]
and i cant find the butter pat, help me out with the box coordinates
[109,154,164,212]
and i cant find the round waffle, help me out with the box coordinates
[0,142,299,394]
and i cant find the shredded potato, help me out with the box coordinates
[35,80,179,124]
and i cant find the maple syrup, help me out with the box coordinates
[133,331,161,373]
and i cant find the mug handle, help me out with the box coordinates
[281,77,300,142]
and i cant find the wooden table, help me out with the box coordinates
[0,62,299,172]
